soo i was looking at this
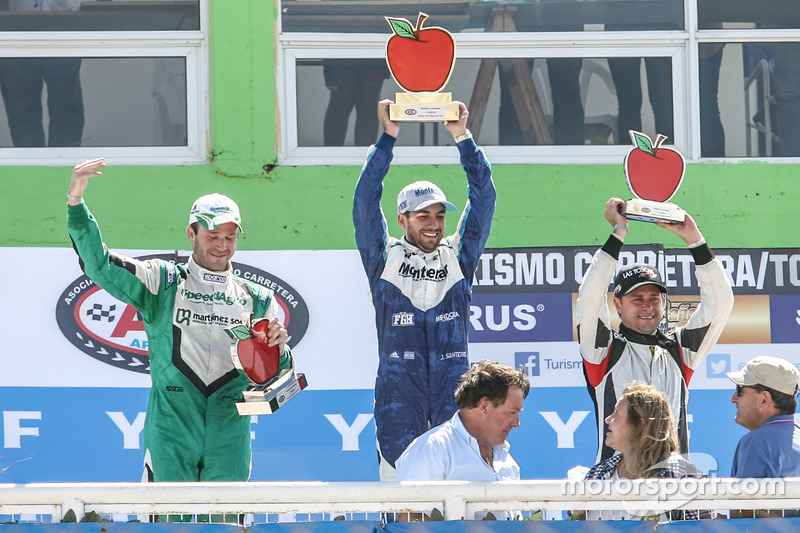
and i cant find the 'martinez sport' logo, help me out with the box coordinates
[55,254,310,374]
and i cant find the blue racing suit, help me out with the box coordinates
[353,132,495,478]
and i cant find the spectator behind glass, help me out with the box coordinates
[322,60,388,147]
[0,0,84,147]
[498,58,585,146]
[768,43,800,156]
[578,383,705,521]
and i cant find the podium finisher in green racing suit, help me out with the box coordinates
[66,157,292,482]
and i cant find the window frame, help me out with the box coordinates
[279,32,687,165]
[0,1,208,166]
[277,2,800,166]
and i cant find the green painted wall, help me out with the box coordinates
[5,0,798,252]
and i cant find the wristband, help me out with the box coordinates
[67,192,82,203]
[613,223,628,231]
[453,130,472,143]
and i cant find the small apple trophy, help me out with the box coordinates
[622,130,687,223]
[385,12,459,122]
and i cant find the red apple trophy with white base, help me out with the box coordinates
[622,130,687,223]
[385,12,459,122]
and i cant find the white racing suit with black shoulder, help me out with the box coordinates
[577,234,734,462]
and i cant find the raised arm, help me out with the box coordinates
[443,100,468,139]
[448,102,496,277]
[67,157,162,316]
[67,157,106,206]
[353,101,396,283]
[671,209,734,371]
[377,99,399,139]
[655,210,704,246]
[576,199,624,373]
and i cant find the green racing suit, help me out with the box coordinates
[68,201,291,481]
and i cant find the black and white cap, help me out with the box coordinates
[614,263,667,297]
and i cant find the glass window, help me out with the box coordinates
[280,0,684,33]
[0,1,206,164]
[295,56,674,149]
[0,57,187,148]
[0,0,200,32]
[279,0,800,163]
[698,0,800,29]
[707,42,800,158]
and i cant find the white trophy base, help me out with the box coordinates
[389,92,460,122]
[236,372,308,416]
[623,198,686,224]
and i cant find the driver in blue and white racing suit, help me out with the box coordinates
[353,100,496,480]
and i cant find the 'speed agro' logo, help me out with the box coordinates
[706,354,731,378]
[56,254,310,374]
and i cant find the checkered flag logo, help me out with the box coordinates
[86,303,117,322]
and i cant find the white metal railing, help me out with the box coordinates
[2,478,800,523]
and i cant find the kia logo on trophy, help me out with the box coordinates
[622,130,687,224]
[385,12,459,122]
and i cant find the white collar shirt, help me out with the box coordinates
[396,411,520,520]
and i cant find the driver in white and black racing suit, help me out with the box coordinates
[577,198,734,462]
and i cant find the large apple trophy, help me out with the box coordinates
[622,130,687,223]
[385,12,460,122]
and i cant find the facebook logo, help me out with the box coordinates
[515,352,540,377]
[706,354,731,378]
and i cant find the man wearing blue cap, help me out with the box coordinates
[577,197,734,462]
[67,157,293,483]
[353,100,496,480]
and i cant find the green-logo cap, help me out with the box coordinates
[189,193,243,232]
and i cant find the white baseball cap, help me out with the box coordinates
[188,193,243,231]
[397,181,456,214]
[727,355,800,396]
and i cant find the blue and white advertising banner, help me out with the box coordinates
[5,517,800,532]
[1,246,799,483]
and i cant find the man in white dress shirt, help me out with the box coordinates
[396,360,530,520]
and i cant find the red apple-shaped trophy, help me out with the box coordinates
[225,318,308,416]
[622,130,687,223]
[385,12,459,122]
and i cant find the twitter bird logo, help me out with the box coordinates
[706,354,730,377]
